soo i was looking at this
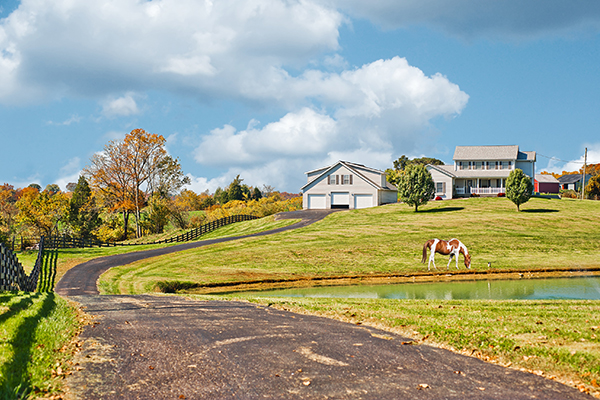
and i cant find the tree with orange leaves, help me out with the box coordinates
[85,128,188,239]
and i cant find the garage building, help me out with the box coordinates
[301,161,398,210]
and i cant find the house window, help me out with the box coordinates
[458,162,464,170]
[328,175,337,185]
[342,175,352,185]
[468,161,474,170]
[495,161,501,170]
[436,182,444,193]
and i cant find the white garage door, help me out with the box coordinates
[354,194,373,209]
[307,194,326,209]
[331,192,350,208]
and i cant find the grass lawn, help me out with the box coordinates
[0,292,82,399]
[99,197,600,294]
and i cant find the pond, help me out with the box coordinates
[239,276,600,300]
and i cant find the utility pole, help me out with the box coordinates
[581,147,588,200]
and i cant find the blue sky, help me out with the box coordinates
[1,0,600,193]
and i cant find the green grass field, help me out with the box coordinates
[0,293,81,399]
[100,197,600,294]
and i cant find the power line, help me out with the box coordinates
[537,153,585,164]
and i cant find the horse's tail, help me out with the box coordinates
[422,241,430,263]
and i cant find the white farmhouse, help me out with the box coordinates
[427,145,536,199]
[301,161,398,209]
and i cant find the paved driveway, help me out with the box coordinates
[58,210,589,399]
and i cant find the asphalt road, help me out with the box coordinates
[58,210,590,399]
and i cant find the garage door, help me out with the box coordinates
[331,192,350,209]
[354,194,373,209]
[307,194,326,209]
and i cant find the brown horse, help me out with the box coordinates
[422,239,471,271]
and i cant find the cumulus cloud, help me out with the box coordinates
[194,57,468,191]
[0,0,343,104]
[334,0,600,39]
[55,157,83,191]
[101,93,141,117]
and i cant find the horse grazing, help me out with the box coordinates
[422,239,471,271]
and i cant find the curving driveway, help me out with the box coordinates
[58,210,589,400]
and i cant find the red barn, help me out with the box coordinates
[534,174,559,194]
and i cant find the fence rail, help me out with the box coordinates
[1,237,57,292]
[9,214,259,251]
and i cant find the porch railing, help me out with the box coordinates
[470,187,504,195]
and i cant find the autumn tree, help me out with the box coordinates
[0,184,18,244]
[586,175,600,200]
[506,168,534,211]
[68,176,101,239]
[85,128,188,239]
[15,187,69,236]
[397,164,435,212]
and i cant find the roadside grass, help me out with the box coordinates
[15,215,296,290]
[0,292,81,399]
[192,293,600,397]
[99,197,600,295]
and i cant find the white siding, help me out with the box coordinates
[427,167,453,199]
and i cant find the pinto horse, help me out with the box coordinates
[422,239,471,271]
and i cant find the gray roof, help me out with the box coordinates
[454,145,519,161]
[453,145,536,162]
[557,174,592,184]
[301,160,396,191]
[535,174,559,183]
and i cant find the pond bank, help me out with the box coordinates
[184,266,600,294]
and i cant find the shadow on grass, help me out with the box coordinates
[420,207,465,213]
[0,293,57,399]
[521,209,559,213]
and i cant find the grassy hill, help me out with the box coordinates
[99,197,600,294]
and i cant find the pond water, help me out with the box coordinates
[240,277,600,300]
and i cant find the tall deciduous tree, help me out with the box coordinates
[397,164,435,212]
[85,128,188,239]
[506,168,533,211]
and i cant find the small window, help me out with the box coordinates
[342,175,350,185]
[436,182,444,193]
[328,175,335,185]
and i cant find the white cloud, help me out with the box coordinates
[101,93,140,117]
[0,0,343,104]
[55,157,83,191]
[334,0,600,39]
[46,114,82,126]
[193,57,468,190]
[539,144,600,174]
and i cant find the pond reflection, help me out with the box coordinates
[242,277,600,300]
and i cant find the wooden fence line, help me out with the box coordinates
[10,214,259,250]
[0,237,57,292]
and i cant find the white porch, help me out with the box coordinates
[455,178,506,196]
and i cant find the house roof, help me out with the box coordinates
[301,160,396,192]
[557,174,593,184]
[453,145,536,162]
[535,174,559,183]
[454,145,519,161]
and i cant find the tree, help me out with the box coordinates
[44,184,61,196]
[397,164,435,212]
[251,187,262,201]
[68,176,101,239]
[227,175,244,201]
[506,168,533,211]
[585,175,600,200]
[392,155,444,171]
[15,188,69,236]
[85,128,187,238]
[0,184,18,244]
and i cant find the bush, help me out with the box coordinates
[559,189,578,199]
[155,280,198,293]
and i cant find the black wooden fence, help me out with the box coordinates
[11,214,259,250]
[0,237,57,292]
